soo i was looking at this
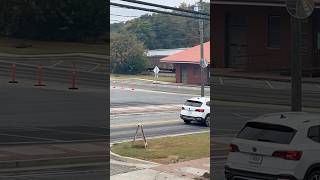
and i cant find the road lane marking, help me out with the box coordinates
[111,111,178,118]
[0,164,108,177]
[111,104,182,115]
[47,60,63,68]
[111,119,182,128]
[88,63,100,72]
[111,86,210,96]
[265,80,274,89]
[0,132,61,142]
[232,113,249,119]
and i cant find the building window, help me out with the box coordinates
[267,16,281,48]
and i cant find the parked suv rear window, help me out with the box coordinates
[184,100,202,107]
[237,122,296,144]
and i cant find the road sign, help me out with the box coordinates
[153,66,160,74]
[200,58,208,68]
[286,0,314,19]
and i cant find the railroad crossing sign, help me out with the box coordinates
[286,0,314,19]
[200,58,208,68]
[153,66,160,78]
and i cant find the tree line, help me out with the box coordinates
[0,0,108,42]
[110,2,210,74]
[111,2,210,50]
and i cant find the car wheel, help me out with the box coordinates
[307,169,320,180]
[184,120,191,124]
[205,115,210,127]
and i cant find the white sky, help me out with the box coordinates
[110,0,210,24]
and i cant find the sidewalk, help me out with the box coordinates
[111,78,210,90]
[214,68,320,84]
[0,142,108,172]
[111,158,210,180]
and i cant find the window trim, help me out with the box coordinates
[266,15,281,49]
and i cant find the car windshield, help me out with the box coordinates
[237,122,296,144]
[184,100,202,107]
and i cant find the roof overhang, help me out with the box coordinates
[160,60,210,65]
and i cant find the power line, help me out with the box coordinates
[118,0,210,17]
[110,2,210,21]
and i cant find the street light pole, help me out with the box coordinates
[199,0,205,97]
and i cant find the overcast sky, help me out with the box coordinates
[110,0,210,23]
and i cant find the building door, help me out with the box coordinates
[181,64,188,83]
[225,14,249,68]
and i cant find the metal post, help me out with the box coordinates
[199,0,205,97]
[291,17,302,111]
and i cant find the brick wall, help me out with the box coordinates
[211,4,315,71]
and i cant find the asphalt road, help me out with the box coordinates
[110,88,209,142]
[110,87,195,107]
[212,77,320,108]
[0,82,107,144]
[0,164,108,180]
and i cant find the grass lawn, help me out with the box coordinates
[111,132,209,164]
[111,74,176,83]
[0,37,107,55]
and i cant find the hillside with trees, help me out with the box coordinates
[110,2,210,50]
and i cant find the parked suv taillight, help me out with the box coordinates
[195,109,205,112]
[229,144,239,152]
[272,151,303,161]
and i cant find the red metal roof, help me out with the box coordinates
[160,41,210,64]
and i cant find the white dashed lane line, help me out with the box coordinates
[265,80,274,89]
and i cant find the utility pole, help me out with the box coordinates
[198,0,205,97]
[291,17,302,111]
[286,0,314,111]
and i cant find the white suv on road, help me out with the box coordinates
[225,112,320,180]
[180,97,210,127]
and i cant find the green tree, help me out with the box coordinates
[110,2,210,49]
[0,0,107,42]
[110,32,147,74]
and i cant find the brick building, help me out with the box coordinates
[212,0,320,73]
[160,42,210,84]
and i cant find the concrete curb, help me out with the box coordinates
[110,139,161,167]
[0,155,108,172]
[110,151,161,167]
